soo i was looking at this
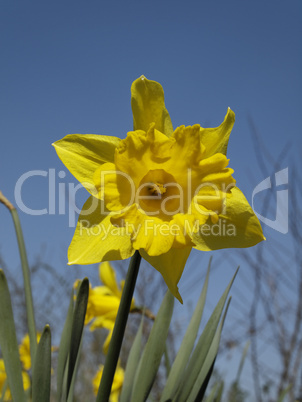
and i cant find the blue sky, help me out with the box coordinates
[1,0,301,399]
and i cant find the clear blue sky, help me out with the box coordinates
[0,1,301,399]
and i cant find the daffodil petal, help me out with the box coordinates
[199,108,235,157]
[68,196,134,264]
[111,366,125,393]
[192,187,265,250]
[133,216,175,256]
[111,206,175,256]
[99,262,121,298]
[89,288,120,316]
[90,316,115,331]
[53,134,120,195]
[131,75,173,136]
[139,246,192,303]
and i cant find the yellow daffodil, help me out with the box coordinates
[84,262,135,324]
[0,359,30,401]
[92,362,124,401]
[54,76,265,303]
[19,332,41,371]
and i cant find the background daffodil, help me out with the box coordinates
[0,359,30,401]
[92,362,124,400]
[53,76,264,302]
[19,332,41,371]
[79,262,135,353]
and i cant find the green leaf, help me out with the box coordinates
[235,341,250,382]
[67,337,83,402]
[161,258,212,402]
[277,385,292,402]
[11,209,37,364]
[132,291,174,401]
[32,325,51,402]
[215,381,224,402]
[120,315,144,402]
[0,269,26,402]
[187,298,231,402]
[175,268,238,401]
[66,278,89,399]
[57,289,75,402]
[204,381,221,402]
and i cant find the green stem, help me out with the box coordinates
[96,251,141,402]
[11,208,37,367]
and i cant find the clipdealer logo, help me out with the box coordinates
[252,168,288,234]
[13,167,289,234]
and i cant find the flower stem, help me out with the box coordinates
[96,250,141,402]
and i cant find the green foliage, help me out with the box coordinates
[0,269,26,402]
[32,325,51,402]
[172,269,238,402]
[131,291,174,401]
[67,278,89,398]
[0,193,237,402]
[160,258,212,401]
[57,290,75,402]
[120,316,144,402]
[117,265,238,401]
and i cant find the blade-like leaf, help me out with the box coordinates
[11,208,37,365]
[0,269,25,402]
[277,386,292,402]
[120,315,144,402]
[236,340,250,382]
[215,381,224,402]
[67,278,89,399]
[204,381,221,402]
[57,289,75,402]
[132,291,174,401]
[161,258,212,402]
[32,325,51,402]
[176,268,238,401]
[187,298,231,402]
[67,337,83,402]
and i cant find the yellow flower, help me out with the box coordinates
[81,262,135,353]
[0,359,30,401]
[53,76,264,303]
[19,332,41,371]
[92,362,124,401]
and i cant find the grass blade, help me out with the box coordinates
[32,325,51,402]
[132,290,174,402]
[11,208,37,364]
[67,337,83,402]
[187,298,231,402]
[120,315,144,402]
[176,268,238,401]
[0,269,25,402]
[161,257,212,402]
[66,278,89,399]
[57,289,75,402]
